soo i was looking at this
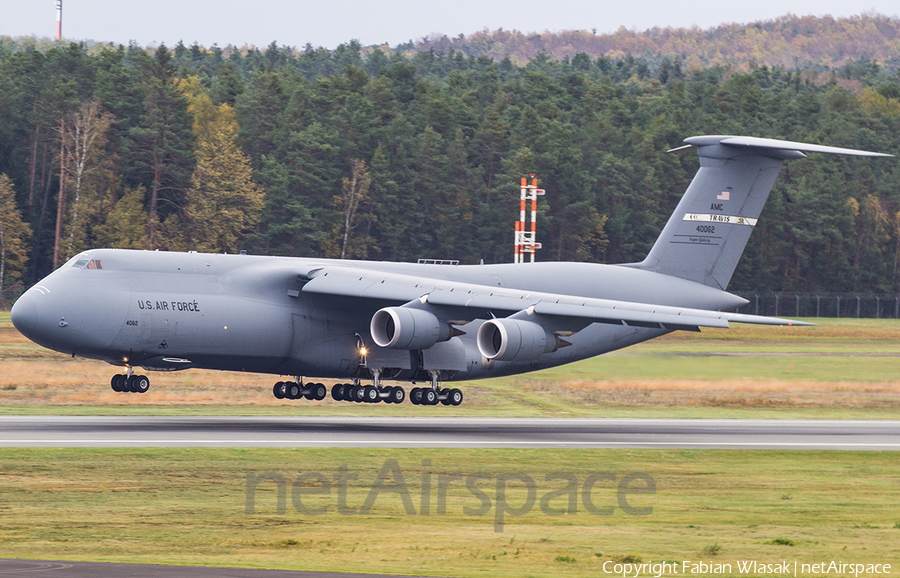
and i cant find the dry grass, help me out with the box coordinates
[2,313,900,416]
[528,378,900,409]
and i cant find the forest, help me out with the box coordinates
[1,23,900,306]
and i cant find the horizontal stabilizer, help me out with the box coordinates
[682,135,894,158]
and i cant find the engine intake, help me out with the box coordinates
[370,307,450,350]
[476,318,557,362]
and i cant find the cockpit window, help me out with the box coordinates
[72,259,102,270]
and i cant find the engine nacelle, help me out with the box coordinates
[476,318,557,362]
[370,307,450,350]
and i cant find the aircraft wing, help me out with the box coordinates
[300,266,810,331]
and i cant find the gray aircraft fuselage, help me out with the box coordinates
[11,249,743,382]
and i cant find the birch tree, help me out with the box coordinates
[60,100,113,260]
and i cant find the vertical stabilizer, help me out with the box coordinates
[634,136,891,290]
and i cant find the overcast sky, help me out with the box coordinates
[1,1,897,50]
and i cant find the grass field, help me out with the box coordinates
[0,448,898,577]
[2,313,900,418]
[2,314,900,575]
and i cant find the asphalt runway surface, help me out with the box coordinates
[1,416,899,449]
[0,559,444,578]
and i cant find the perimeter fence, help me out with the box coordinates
[733,292,900,319]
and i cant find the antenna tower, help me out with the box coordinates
[514,176,544,263]
[56,0,62,40]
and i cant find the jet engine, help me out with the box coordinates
[370,307,451,350]
[476,318,558,362]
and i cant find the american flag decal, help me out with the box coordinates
[717,191,730,201]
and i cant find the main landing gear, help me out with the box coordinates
[272,380,328,401]
[271,369,464,406]
[410,386,463,406]
[410,370,463,406]
[329,382,406,404]
[110,371,150,394]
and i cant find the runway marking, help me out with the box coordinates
[2,440,900,447]
[0,562,73,573]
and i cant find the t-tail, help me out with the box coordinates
[634,136,892,290]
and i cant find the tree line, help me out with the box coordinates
[1,38,899,306]
[416,13,900,73]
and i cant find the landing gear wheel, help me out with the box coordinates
[331,384,344,401]
[312,383,327,401]
[440,388,452,406]
[123,375,137,393]
[448,388,463,406]
[389,386,406,404]
[351,385,365,402]
[111,374,123,392]
[133,375,150,394]
[363,385,379,403]
[411,387,423,405]
[274,382,287,399]
[423,388,438,405]
[286,382,302,400]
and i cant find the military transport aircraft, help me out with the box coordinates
[10,135,892,406]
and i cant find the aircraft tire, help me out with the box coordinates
[389,386,405,404]
[342,384,357,401]
[423,389,437,405]
[363,385,379,403]
[286,382,301,400]
[274,382,287,399]
[351,385,364,402]
[123,376,137,393]
[312,383,327,401]
[448,388,463,406]
[133,375,150,394]
[111,375,122,392]
[440,388,452,406]
[410,387,422,405]
[331,384,343,401]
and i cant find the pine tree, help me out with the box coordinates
[182,84,264,253]
[0,174,32,298]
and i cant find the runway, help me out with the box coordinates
[1,416,899,449]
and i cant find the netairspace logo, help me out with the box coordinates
[602,560,892,577]
[245,458,656,532]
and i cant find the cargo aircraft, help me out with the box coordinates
[11,136,891,406]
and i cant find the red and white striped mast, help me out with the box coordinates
[56,0,62,40]
[514,175,544,263]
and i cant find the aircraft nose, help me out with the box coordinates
[10,292,40,341]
